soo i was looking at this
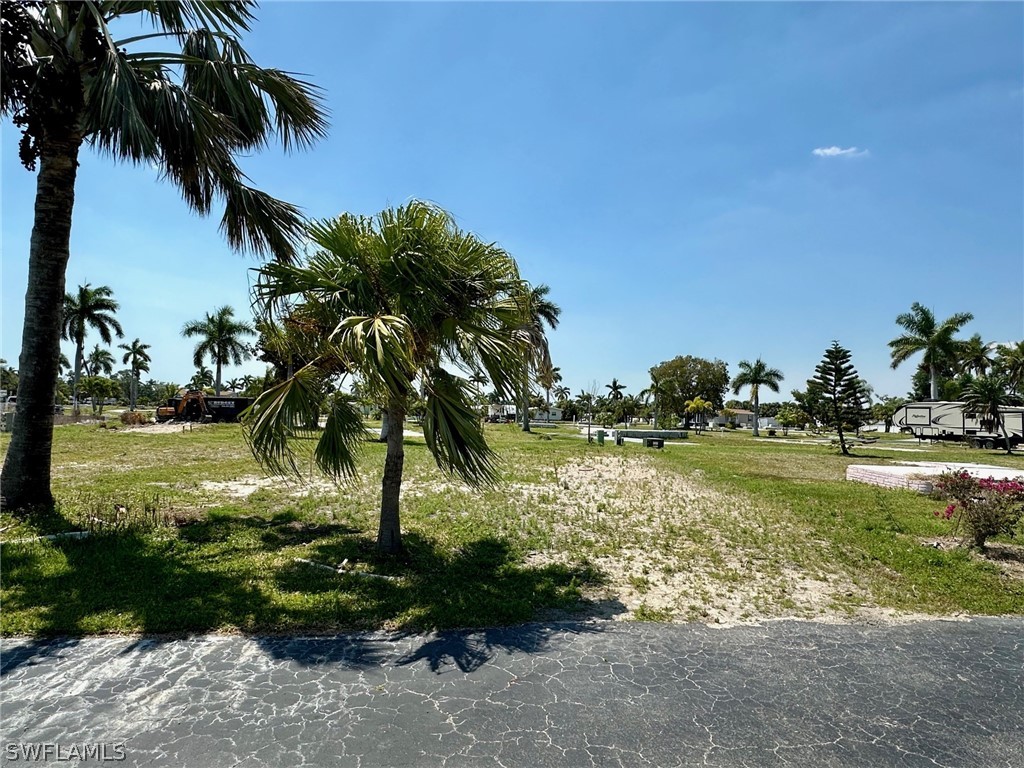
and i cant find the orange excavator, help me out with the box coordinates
[155,390,256,423]
[155,390,211,423]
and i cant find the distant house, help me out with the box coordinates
[532,405,563,422]
[487,404,517,422]
[709,409,756,428]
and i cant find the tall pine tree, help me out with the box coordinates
[811,342,867,455]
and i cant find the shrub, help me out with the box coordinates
[119,410,150,426]
[934,470,1024,549]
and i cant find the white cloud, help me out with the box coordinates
[812,146,869,158]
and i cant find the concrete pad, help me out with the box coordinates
[847,461,1024,494]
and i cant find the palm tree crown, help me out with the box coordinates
[606,378,627,400]
[731,358,784,437]
[245,201,529,554]
[190,365,214,390]
[995,342,1024,395]
[182,306,254,395]
[62,284,122,349]
[958,334,993,378]
[119,339,152,375]
[85,344,115,377]
[888,302,974,400]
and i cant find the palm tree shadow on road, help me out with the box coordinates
[2,528,619,676]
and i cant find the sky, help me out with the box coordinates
[2,1,1022,402]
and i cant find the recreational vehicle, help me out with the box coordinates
[891,401,1023,449]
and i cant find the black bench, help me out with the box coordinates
[643,437,664,449]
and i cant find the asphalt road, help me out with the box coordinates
[2,618,1021,767]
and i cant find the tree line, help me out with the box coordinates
[534,303,1022,455]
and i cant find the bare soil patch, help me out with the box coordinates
[118,422,209,435]
[518,455,868,626]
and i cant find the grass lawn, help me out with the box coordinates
[1,422,1022,636]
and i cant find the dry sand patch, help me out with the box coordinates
[517,455,864,626]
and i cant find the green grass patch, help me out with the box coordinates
[2,423,1022,635]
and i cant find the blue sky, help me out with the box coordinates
[2,1,1022,401]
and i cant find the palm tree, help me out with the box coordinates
[189,366,214,391]
[60,284,123,416]
[606,378,626,399]
[519,284,561,432]
[84,344,115,377]
[118,338,152,411]
[553,385,571,405]
[684,396,714,434]
[730,358,784,437]
[889,303,974,401]
[1,1,327,512]
[958,334,993,378]
[182,306,255,395]
[226,377,243,393]
[605,378,627,424]
[244,202,528,554]
[961,375,1022,454]
[469,372,489,421]
[642,372,684,428]
[537,365,561,422]
[994,342,1024,395]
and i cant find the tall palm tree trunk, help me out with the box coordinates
[378,400,406,553]
[214,360,222,396]
[71,341,84,416]
[998,416,1013,455]
[2,135,82,511]
[752,389,760,437]
[520,369,531,432]
[130,372,138,411]
[929,363,939,401]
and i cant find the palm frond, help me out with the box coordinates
[888,335,925,368]
[242,363,330,478]
[313,393,366,481]
[331,315,415,398]
[421,368,499,486]
[219,178,305,262]
[106,1,257,38]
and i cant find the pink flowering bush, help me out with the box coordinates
[934,470,1024,549]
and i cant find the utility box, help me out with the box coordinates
[615,434,624,446]
[644,437,664,449]
[596,429,605,445]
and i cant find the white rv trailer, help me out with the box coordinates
[891,400,1024,449]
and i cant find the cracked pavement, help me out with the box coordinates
[2,618,1021,767]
